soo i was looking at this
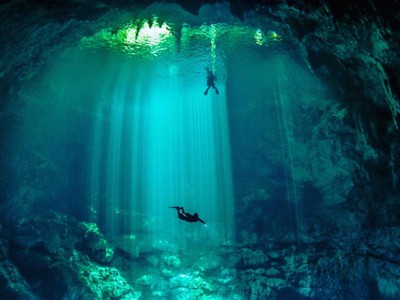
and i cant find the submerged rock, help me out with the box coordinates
[80,222,114,264]
[43,261,96,300]
[0,260,40,300]
[0,212,140,300]
[12,248,53,273]
[162,254,181,269]
[0,239,9,259]
[135,274,157,286]
[376,277,400,299]
[11,211,70,254]
[237,247,269,268]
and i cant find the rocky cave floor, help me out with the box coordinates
[1,211,400,300]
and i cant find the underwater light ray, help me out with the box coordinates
[90,56,234,247]
[89,104,105,222]
[105,94,125,234]
[128,87,145,232]
[273,56,300,241]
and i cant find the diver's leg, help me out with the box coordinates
[177,207,185,220]
[214,86,219,94]
[204,86,210,95]
[178,208,187,221]
[174,207,180,217]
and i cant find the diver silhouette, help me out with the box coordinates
[170,206,206,225]
[204,69,219,96]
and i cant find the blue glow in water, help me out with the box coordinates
[90,59,234,247]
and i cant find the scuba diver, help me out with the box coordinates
[204,68,219,96]
[170,206,206,225]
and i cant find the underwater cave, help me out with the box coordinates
[0,0,400,299]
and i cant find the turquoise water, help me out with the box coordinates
[89,57,235,247]
[4,4,361,298]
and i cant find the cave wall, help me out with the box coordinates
[224,0,400,244]
[256,1,400,230]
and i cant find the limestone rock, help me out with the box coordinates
[80,222,114,264]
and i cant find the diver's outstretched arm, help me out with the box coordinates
[198,218,206,225]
